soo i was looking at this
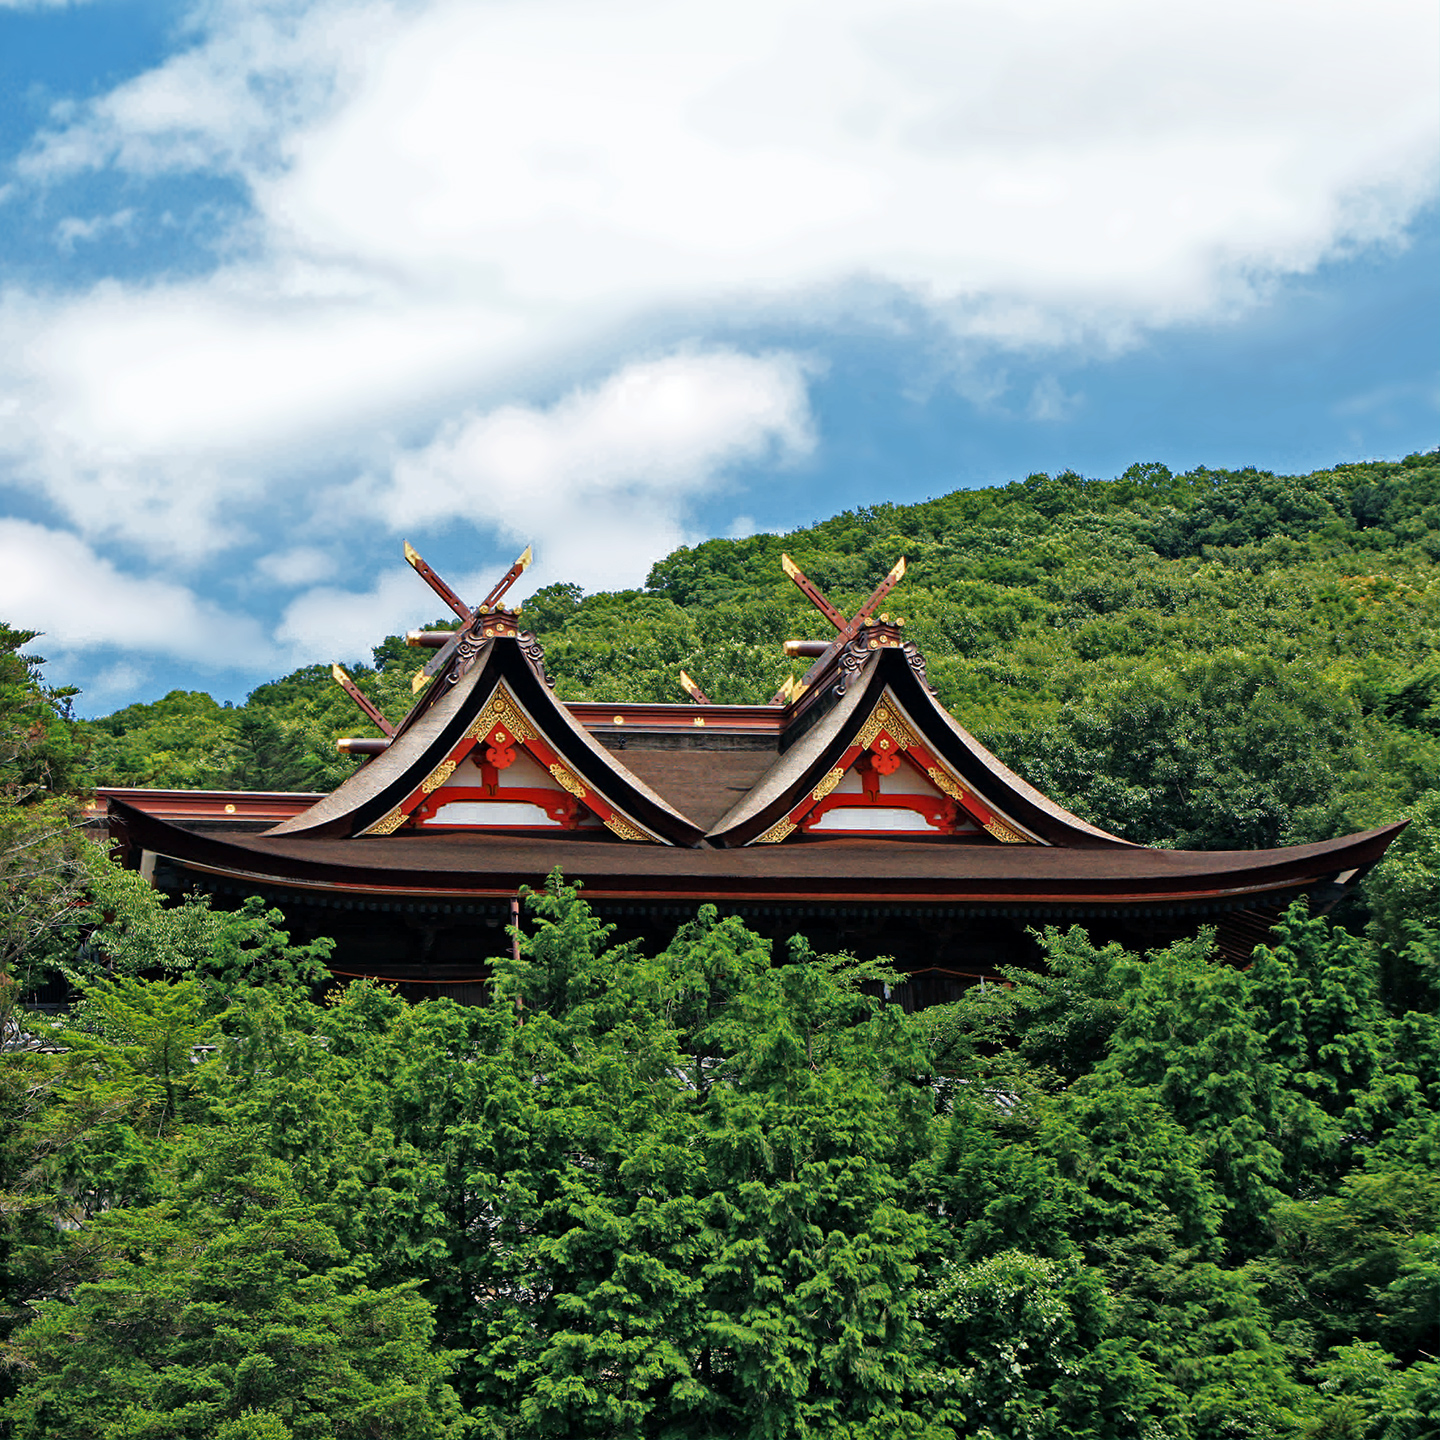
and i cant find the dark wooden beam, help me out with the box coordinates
[772,554,907,703]
[678,669,713,704]
[403,541,471,621]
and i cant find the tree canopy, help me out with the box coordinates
[0,873,1434,1438]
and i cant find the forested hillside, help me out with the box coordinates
[2,453,1437,1436]
[1,875,1436,1437]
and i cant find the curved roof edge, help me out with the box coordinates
[268,636,707,846]
[708,644,1134,848]
[105,800,1406,909]
[877,648,1133,847]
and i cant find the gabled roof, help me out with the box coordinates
[98,548,1410,974]
[708,628,1132,849]
[269,627,706,847]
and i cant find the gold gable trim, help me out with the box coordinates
[926,766,962,801]
[604,814,648,841]
[420,760,457,794]
[549,763,586,798]
[466,687,536,745]
[367,806,408,836]
[856,700,917,753]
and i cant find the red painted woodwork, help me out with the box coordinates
[413,786,591,829]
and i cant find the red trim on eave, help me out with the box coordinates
[93,788,322,823]
[160,856,1345,908]
[570,702,783,733]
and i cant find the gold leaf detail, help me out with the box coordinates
[421,760,457,794]
[856,698,916,753]
[985,819,1029,844]
[812,768,845,803]
[548,763,586,798]
[465,686,535,744]
[366,806,409,836]
[604,814,649,841]
[755,816,797,844]
[926,766,963,801]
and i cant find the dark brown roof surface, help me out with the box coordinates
[610,748,779,830]
[113,801,1403,910]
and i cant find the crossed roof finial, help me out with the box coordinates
[770,552,906,704]
[401,542,533,693]
[332,542,535,731]
[403,541,533,622]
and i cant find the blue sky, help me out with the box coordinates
[0,0,1436,715]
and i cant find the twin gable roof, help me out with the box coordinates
[266,617,1131,852]
[103,556,1407,968]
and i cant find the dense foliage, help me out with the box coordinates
[0,625,88,1028]
[0,870,1434,1438]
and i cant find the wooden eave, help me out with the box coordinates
[107,800,1404,915]
[571,702,783,737]
[89,788,321,826]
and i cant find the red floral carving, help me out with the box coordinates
[485,726,517,769]
[870,746,901,775]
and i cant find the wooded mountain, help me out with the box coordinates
[1,452,1436,1436]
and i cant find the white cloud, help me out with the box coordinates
[0,0,1434,682]
[83,661,153,708]
[275,564,467,665]
[1334,376,1440,419]
[29,0,1434,322]
[18,0,359,179]
[1028,376,1081,423]
[0,520,276,666]
[366,350,813,590]
[54,208,136,254]
[254,545,338,587]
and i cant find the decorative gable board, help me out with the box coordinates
[754,693,1037,844]
[360,683,657,840]
[805,755,981,835]
[417,745,605,831]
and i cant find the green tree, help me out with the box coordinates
[0,624,87,1023]
[1000,652,1364,849]
[2,1177,466,1439]
[923,1249,1169,1440]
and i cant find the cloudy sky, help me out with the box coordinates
[1,0,1436,713]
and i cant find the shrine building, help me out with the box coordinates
[102,547,1404,1009]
